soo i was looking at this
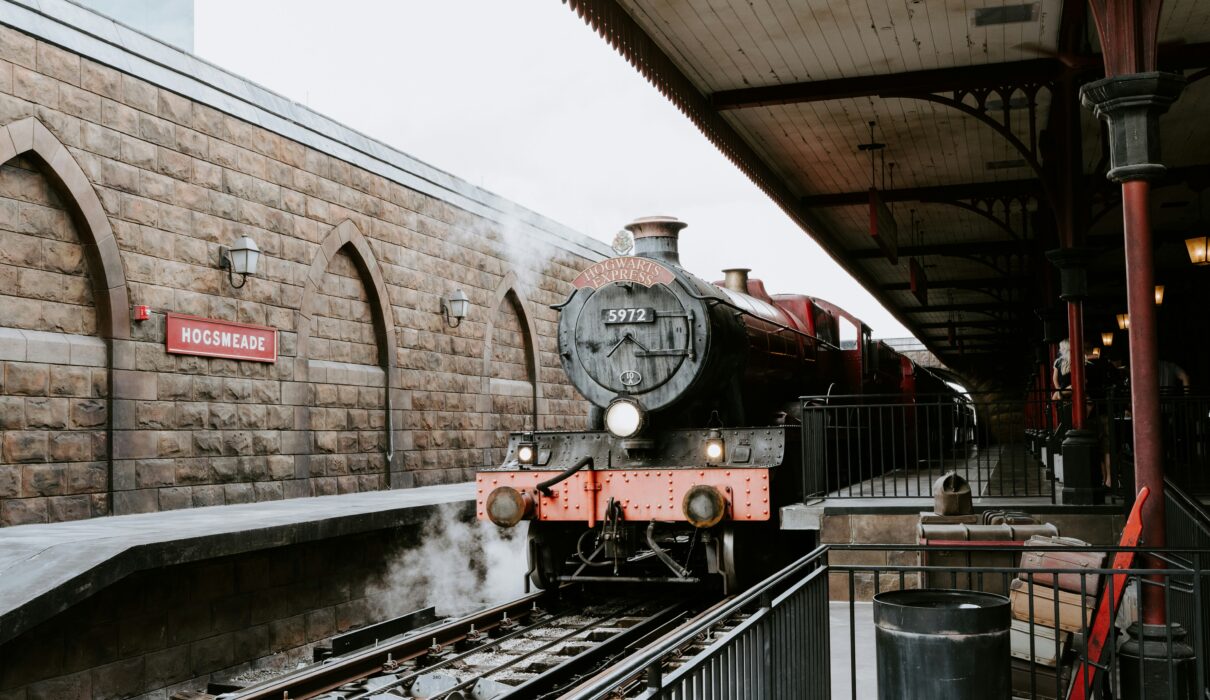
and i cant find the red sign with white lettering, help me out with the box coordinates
[165,314,277,363]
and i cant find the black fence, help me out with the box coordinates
[801,392,1055,499]
[1089,393,1210,500]
[830,543,1210,700]
[562,547,831,700]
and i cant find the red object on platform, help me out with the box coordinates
[1067,486,1149,700]
[133,305,150,321]
[165,313,277,363]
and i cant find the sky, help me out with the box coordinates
[193,1,911,338]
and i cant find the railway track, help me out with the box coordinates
[214,589,709,700]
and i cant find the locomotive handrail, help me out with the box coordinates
[536,456,594,496]
[679,281,816,340]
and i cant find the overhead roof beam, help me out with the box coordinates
[851,241,1026,259]
[712,43,1210,111]
[710,59,1060,110]
[902,303,1028,314]
[913,320,1017,329]
[802,180,1040,207]
[881,277,1030,291]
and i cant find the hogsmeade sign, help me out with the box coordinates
[572,256,675,289]
[166,314,278,363]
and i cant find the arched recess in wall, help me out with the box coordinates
[295,219,399,491]
[480,272,542,465]
[0,118,130,525]
[0,118,130,338]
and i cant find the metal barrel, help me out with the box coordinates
[873,589,1011,700]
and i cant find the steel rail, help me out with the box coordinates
[337,600,603,700]
[430,600,687,700]
[225,590,553,700]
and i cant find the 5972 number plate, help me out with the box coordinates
[602,307,656,324]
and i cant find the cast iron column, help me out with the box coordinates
[1083,64,1198,695]
[1046,249,1098,504]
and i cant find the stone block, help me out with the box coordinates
[47,494,91,522]
[64,462,106,494]
[192,431,222,456]
[49,365,91,396]
[849,514,921,545]
[5,362,48,395]
[70,398,106,428]
[113,488,158,515]
[21,331,71,365]
[0,496,47,525]
[189,633,233,675]
[158,486,191,511]
[191,484,224,507]
[143,644,190,690]
[157,373,193,400]
[253,480,283,501]
[135,401,173,429]
[135,459,175,488]
[25,397,68,429]
[269,614,306,651]
[0,464,18,497]
[223,482,254,504]
[3,431,46,462]
[113,430,157,459]
[304,607,336,640]
[49,432,91,461]
[0,326,26,361]
[111,369,157,400]
[26,669,91,700]
[88,657,144,700]
[0,396,24,429]
[208,403,237,429]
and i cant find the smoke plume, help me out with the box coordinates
[367,504,529,619]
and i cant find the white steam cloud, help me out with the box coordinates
[367,505,529,618]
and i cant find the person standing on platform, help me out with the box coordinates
[1158,359,1190,395]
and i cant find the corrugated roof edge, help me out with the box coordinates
[1,0,612,262]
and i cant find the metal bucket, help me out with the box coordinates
[874,589,1011,699]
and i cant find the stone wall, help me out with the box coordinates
[0,24,596,525]
[0,527,412,700]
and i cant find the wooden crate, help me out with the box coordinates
[1009,578,1095,633]
[1009,618,1068,667]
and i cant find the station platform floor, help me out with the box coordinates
[0,483,474,646]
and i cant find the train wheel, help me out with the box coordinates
[718,523,815,593]
[526,522,576,591]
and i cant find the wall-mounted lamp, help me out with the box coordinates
[1154,285,1165,305]
[1116,313,1131,330]
[1089,347,1101,359]
[219,235,260,289]
[1186,236,1209,266]
[1101,332,1113,347]
[441,289,470,328]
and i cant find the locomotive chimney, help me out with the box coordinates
[722,268,750,294]
[625,216,688,265]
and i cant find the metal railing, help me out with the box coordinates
[801,392,1055,499]
[1166,478,1210,693]
[831,543,1209,700]
[562,547,831,700]
[1093,393,1210,499]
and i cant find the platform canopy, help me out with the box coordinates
[565,0,1210,383]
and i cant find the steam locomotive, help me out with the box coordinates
[476,216,957,591]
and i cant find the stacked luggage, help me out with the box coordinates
[1006,535,1106,699]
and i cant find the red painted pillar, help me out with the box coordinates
[1082,62,1183,634]
[1121,180,1166,623]
[1067,301,1086,430]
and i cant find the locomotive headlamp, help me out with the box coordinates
[516,440,537,465]
[604,398,645,438]
[704,429,725,463]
